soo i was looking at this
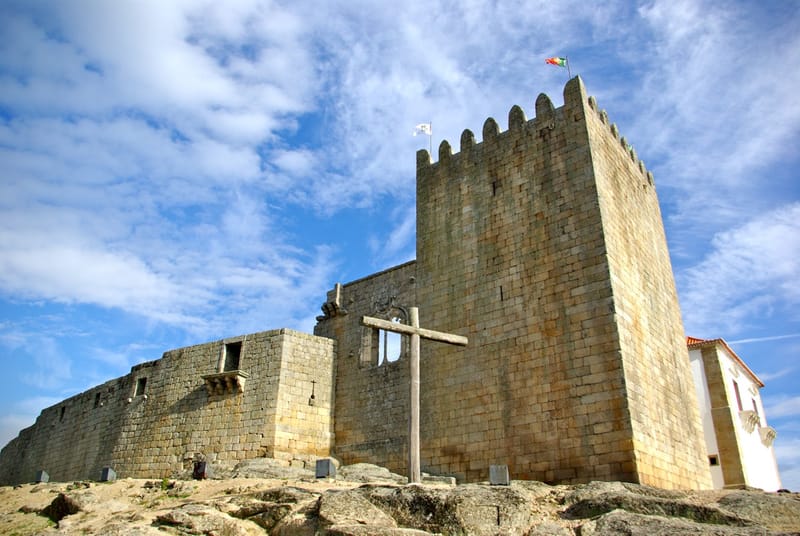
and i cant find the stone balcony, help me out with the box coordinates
[738,410,760,433]
[759,425,777,447]
[201,370,250,395]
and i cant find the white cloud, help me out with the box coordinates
[19,338,72,390]
[368,204,416,269]
[630,0,800,239]
[0,245,176,309]
[757,368,796,383]
[764,396,800,420]
[678,203,800,335]
[271,149,317,178]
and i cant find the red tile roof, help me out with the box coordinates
[686,336,764,387]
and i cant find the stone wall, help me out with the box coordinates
[314,261,416,475]
[0,375,130,484]
[0,329,335,484]
[582,83,711,488]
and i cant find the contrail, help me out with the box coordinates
[728,333,800,344]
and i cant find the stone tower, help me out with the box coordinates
[409,77,711,488]
[316,76,713,489]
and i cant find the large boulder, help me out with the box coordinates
[318,489,398,529]
[563,481,751,527]
[579,509,787,535]
[154,502,263,536]
[337,463,408,484]
[357,483,536,535]
[716,490,800,532]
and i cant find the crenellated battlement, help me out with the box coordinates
[417,76,653,187]
[586,93,654,186]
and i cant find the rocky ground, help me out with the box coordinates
[1,460,798,535]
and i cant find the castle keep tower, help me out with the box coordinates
[316,77,712,489]
[411,77,710,488]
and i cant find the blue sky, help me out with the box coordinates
[1,0,798,489]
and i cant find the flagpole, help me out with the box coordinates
[566,56,571,78]
[429,121,432,156]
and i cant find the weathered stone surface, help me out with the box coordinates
[222,486,320,531]
[716,490,800,532]
[41,486,106,524]
[3,471,799,536]
[337,463,408,484]
[326,525,436,535]
[525,521,574,535]
[358,483,535,535]
[154,503,262,536]
[563,481,750,526]
[578,509,786,536]
[0,329,335,485]
[232,457,315,480]
[318,489,398,528]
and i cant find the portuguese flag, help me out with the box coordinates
[545,57,568,67]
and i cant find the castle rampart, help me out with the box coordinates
[0,329,335,483]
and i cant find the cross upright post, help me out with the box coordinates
[361,306,468,483]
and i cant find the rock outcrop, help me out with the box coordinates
[0,463,797,535]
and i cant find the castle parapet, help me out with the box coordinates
[416,76,654,188]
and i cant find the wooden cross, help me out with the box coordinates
[362,306,468,483]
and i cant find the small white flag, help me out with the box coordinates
[413,123,432,136]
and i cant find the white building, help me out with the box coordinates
[688,337,781,491]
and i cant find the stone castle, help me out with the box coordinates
[0,77,713,489]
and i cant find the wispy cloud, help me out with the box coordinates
[757,368,796,383]
[625,1,800,262]
[678,203,800,336]
[764,396,800,420]
[18,338,72,390]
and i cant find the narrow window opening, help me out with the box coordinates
[378,318,402,365]
[224,342,242,371]
[94,392,101,408]
[134,377,147,397]
[709,455,719,466]
[732,380,743,411]
[59,407,66,422]
[492,181,498,196]
[500,285,505,301]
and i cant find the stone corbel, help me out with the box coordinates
[316,283,348,321]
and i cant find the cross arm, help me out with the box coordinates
[361,315,468,346]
